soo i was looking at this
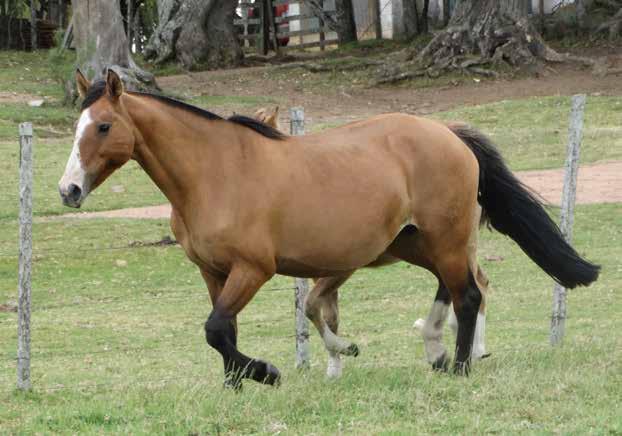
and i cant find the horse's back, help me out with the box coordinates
[265,113,480,274]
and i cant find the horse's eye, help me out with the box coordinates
[97,123,111,135]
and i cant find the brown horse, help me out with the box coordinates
[254,105,491,377]
[59,70,599,389]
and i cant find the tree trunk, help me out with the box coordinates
[376,0,596,84]
[29,0,37,50]
[420,0,429,34]
[334,0,357,44]
[144,0,242,69]
[72,0,157,99]
[418,0,590,71]
[442,0,450,27]
[575,0,589,33]
[402,0,420,39]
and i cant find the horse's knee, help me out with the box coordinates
[303,293,320,321]
[204,311,235,350]
[323,305,339,332]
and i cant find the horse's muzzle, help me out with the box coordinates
[59,183,83,208]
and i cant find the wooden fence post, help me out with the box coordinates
[550,94,586,346]
[290,107,311,369]
[17,122,33,390]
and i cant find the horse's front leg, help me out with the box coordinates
[202,264,279,389]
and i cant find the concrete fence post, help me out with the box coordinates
[550,94,586,346]
[17,122,33,390]
[290,107,311,369]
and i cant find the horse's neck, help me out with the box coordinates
[123,94,226,213]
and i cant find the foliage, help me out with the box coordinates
[46,32,78,104]
[0,0,28,18]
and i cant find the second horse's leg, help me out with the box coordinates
[420,281,452,371]
[305,273,359,362]
[323,288,343,378]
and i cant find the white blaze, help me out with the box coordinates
[59,109,93,194]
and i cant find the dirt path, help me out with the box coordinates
[49,161,621,221]
[158,59,622,126]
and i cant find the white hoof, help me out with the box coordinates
[413,318,426,331]
[472,344,488,360]
[326,354,343,379]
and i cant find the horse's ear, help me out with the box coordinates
[265,106,280,130]
[265,106,281,130]
[75,69,90,99]
[105,68,124,100]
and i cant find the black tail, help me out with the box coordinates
[448,123,600,289]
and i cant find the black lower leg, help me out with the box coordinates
[454,271,482,375]
[204,310,280,388]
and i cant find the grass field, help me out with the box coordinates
[0,50,621,434]
[0,205,620,434]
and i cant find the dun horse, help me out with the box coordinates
[59,70,599,389]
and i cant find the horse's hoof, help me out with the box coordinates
[344,343,360,357]
[223,377,243,391]
[250,360,281,386]
[263,362,281,387]
[432,353,449,372]
[453,361,470,376]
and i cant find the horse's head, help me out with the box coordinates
[59,69,136,208]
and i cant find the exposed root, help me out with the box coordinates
[593,7,622,40]
[277,56,383,73]
[373,11,607,86]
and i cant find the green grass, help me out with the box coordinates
[435,96,622,171]
[0,52,65,99]
[0,102,76,140]
[188,94,278,110]
[0,204,620,434]
[0,137,165,220]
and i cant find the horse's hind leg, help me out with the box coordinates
[305,273,359,364]
[448,264,489,360]
[202,264,280,389]
[435,253,482,375]
[447,205,490,361]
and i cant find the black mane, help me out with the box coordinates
[81,80,284,140]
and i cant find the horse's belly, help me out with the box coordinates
[275,256,355,278]
[275,212,408,276]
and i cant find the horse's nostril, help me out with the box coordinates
[67,183,82,202]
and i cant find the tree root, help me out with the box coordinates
[373,10,616,86]
[593,7,622,40]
